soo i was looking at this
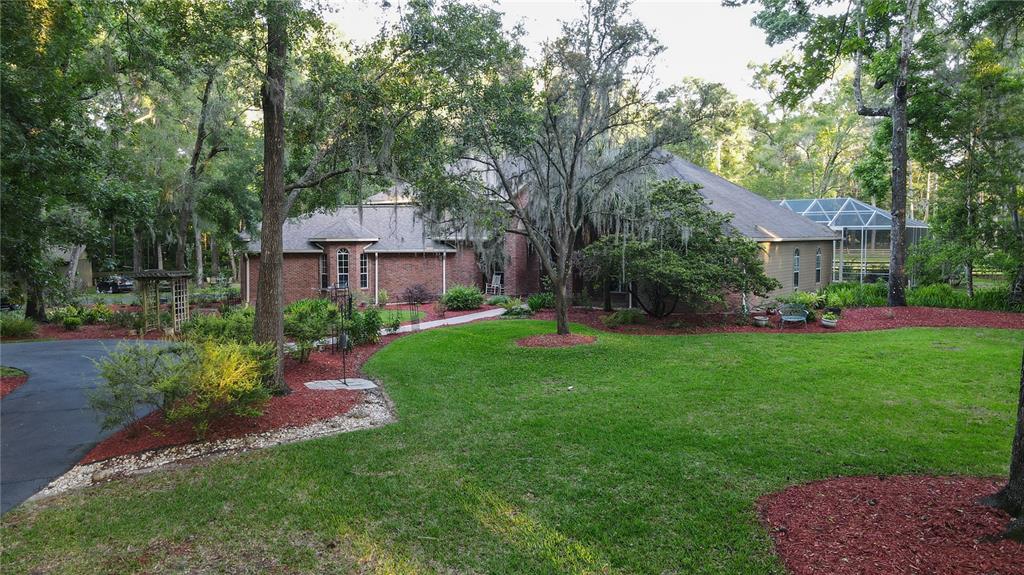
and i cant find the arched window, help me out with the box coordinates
[793,248,800,288]
[318,254,328,289]
[815,248,822,283]
[337,248,349,287]
[359,253,368,288]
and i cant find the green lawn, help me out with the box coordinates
[2,322,1021,573]
[0,366,26,377]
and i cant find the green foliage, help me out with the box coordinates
[580,180,780,318]
[110,310,143,330]
[601,308,647,328]
[342,308,384,346]
[88,343,192,431]
[487,295,510,306]
[0,314,37,338]
[164,342,274,440]
[62,316,83,331]
[181,307,255,344]
[441,285,484,311]
[81,303,113,324]
[376,289,390,307]
[526,293,555,312]
[822,311,839,321]
[284,299,340,362]
[907,284,1023,313]
[775,292,825,321]
[498,297,532,318]
[822,281,888,308]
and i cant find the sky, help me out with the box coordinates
[322,0,790,104]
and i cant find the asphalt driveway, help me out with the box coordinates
[1,339,160,514]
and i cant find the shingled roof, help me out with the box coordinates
[654,154,837,242]
[245,206,455,254]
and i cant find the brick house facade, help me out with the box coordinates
[242,154,837,309]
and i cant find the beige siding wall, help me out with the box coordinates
[760,240,833,298]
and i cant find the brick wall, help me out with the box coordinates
[760,240,834,299]
[244,244,483,306]
[242,253,320,306]
[503,232,542,296]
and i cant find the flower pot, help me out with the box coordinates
[753,315,770,328]
[820,318,838,329]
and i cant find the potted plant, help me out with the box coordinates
[820,312,839,328]
[753,315,770,327]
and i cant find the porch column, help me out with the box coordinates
[374,253,379,305]
[442,253,447,294]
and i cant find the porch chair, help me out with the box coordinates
[485,273,505,296]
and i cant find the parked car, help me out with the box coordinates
[0,297,21,312]
[96,275,135,293]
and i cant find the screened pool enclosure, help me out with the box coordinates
[779,198,929,283]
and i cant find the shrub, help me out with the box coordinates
[63,316,83,331]
[402,284,433,305]
[165,342,274,439]
[376,289,390,306]
[110,310,143,330]
[284,299,339,361]
[81,303,114,324]
[822,281,887,308]
[527,292,556,312]
[0,314,36,338]
[441,285,484,311]
[498,297,532,318]
[969,286,1023,312]
[181,307,254,344]
[906,283,967,309]
[341,307,383,346]
[775,291,825,309]
[601,308,646,328]
[47,305,80,325]
[89,343,192,431]
[384,314,402,334]
[487,295,510,305]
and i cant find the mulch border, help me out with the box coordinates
[0,374,29,398]
[758,475,1023,575]
[532,306,1024,336]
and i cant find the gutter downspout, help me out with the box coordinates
[442,253,447,295]
[374,252,380,305]
[244,253,250,306]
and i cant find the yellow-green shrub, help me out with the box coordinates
[166,342,273,438]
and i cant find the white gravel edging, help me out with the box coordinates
[28,389,396,504]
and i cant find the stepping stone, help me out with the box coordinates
[303,378,378,391]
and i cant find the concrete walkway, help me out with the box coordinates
[0,339,162,514]
[392,307,505,334]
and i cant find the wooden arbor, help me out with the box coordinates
[130,270,192,333]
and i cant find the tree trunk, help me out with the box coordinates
[1010,266,1024,309]
[193,212,204,287]
[886,0,917,308]
[227,244,237,281]
[254,0,289,393]
[23,273,45,322]
[552,274,571,335]
[65,244,86,293]
[132,227,144,273]
[175,213,188,271]
[603,280,613,312]
[156,241,164,270]
[210,236,220,277]
[982,345,1024,541]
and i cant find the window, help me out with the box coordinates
[815,248,822,283]
[793,248,800,288]
[359,253,368,288]
[318,254,328,289]
[337,248,349,287]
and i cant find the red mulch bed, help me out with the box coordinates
[80,335,402,464]
[759,475,1023,575]
[27,323,166,341]
[0,374,29,398]
[517,334,597,348]
[533,306,1024,335]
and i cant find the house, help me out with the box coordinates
[242,153,836,306]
